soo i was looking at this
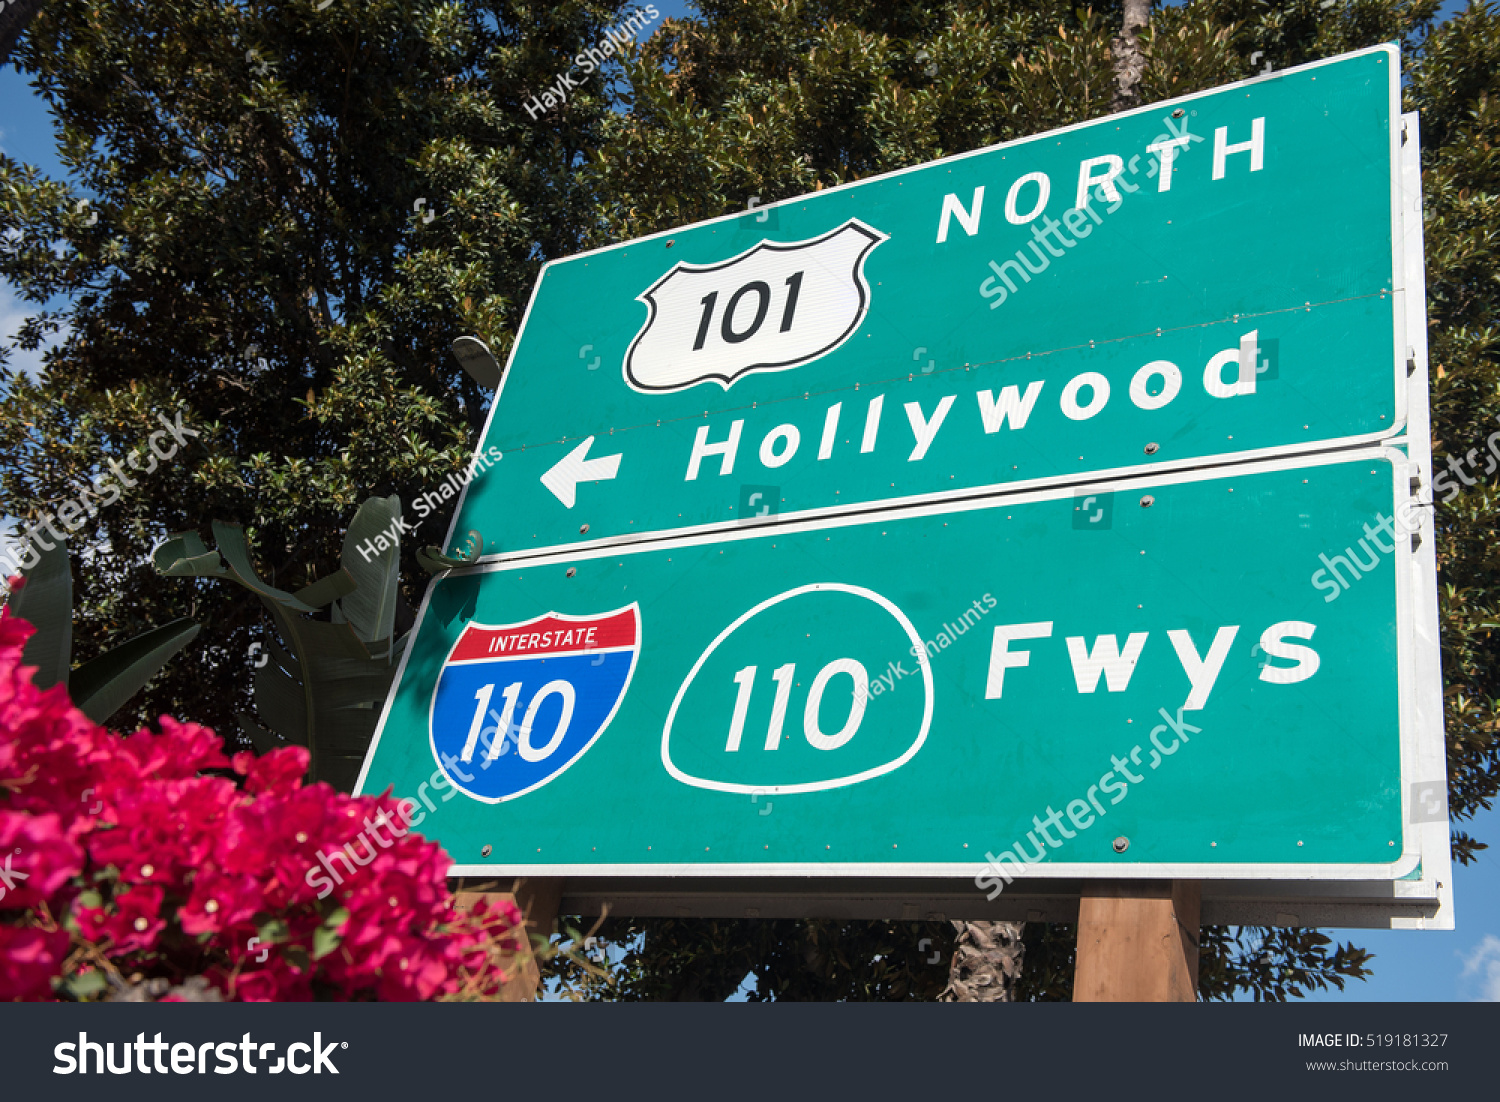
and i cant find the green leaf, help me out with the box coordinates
[9,537,72,690]
[157,550,227,578]
[62,971,109,1000]
[70,618,200,724]
[338,495,402,648]
[293,568,357,610]
[252,660,309,741]
[152,531,218,575]
[210,521,317,612]
[312,924,343,960]
[238,711,285,754]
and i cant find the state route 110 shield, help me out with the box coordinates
[428,605,640,802]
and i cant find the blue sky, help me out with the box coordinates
[1320,808,1500,1002]
[2,1,1494,1001]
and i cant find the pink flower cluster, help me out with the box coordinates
[0,596,523,1001]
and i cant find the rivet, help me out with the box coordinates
[580,524,589,534]
[1112,836,1129,853]
[1144,442,1159,455]
[481,844,492,857]
[1140,495,1154,508]
[1172,108,1185,118]
[566,567,576,577]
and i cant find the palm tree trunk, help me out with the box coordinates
[1112,0,1151,111]
[942,920,1025,1001]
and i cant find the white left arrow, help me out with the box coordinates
[540,436,622,509]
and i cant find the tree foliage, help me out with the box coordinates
[0,0,637,736]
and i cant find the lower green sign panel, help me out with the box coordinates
[356,452,1413,878]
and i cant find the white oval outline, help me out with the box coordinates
[428,602,641,804]
[661,583,934,795]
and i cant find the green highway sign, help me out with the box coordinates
[357,450,1430,880]
[446,47,1407,558]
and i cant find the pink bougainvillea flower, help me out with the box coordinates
[75,883,165,954]
[0,810,83,909]
[0,925,71,1000]
[0,595,520,1002]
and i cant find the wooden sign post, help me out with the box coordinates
[1073,881,1200,1001]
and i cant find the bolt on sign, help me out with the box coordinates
[358,46,1450,926]
[445,46,1408,557]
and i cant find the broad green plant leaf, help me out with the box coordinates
[339,494,402,653]
[155,497,410,790]
[70,618,201,724]
[9,537,73,691]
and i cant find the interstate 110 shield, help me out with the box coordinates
[428,607,639,802]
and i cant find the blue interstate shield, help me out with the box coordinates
[428,604,640,801]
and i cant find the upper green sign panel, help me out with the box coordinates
[454,47,1403,557]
